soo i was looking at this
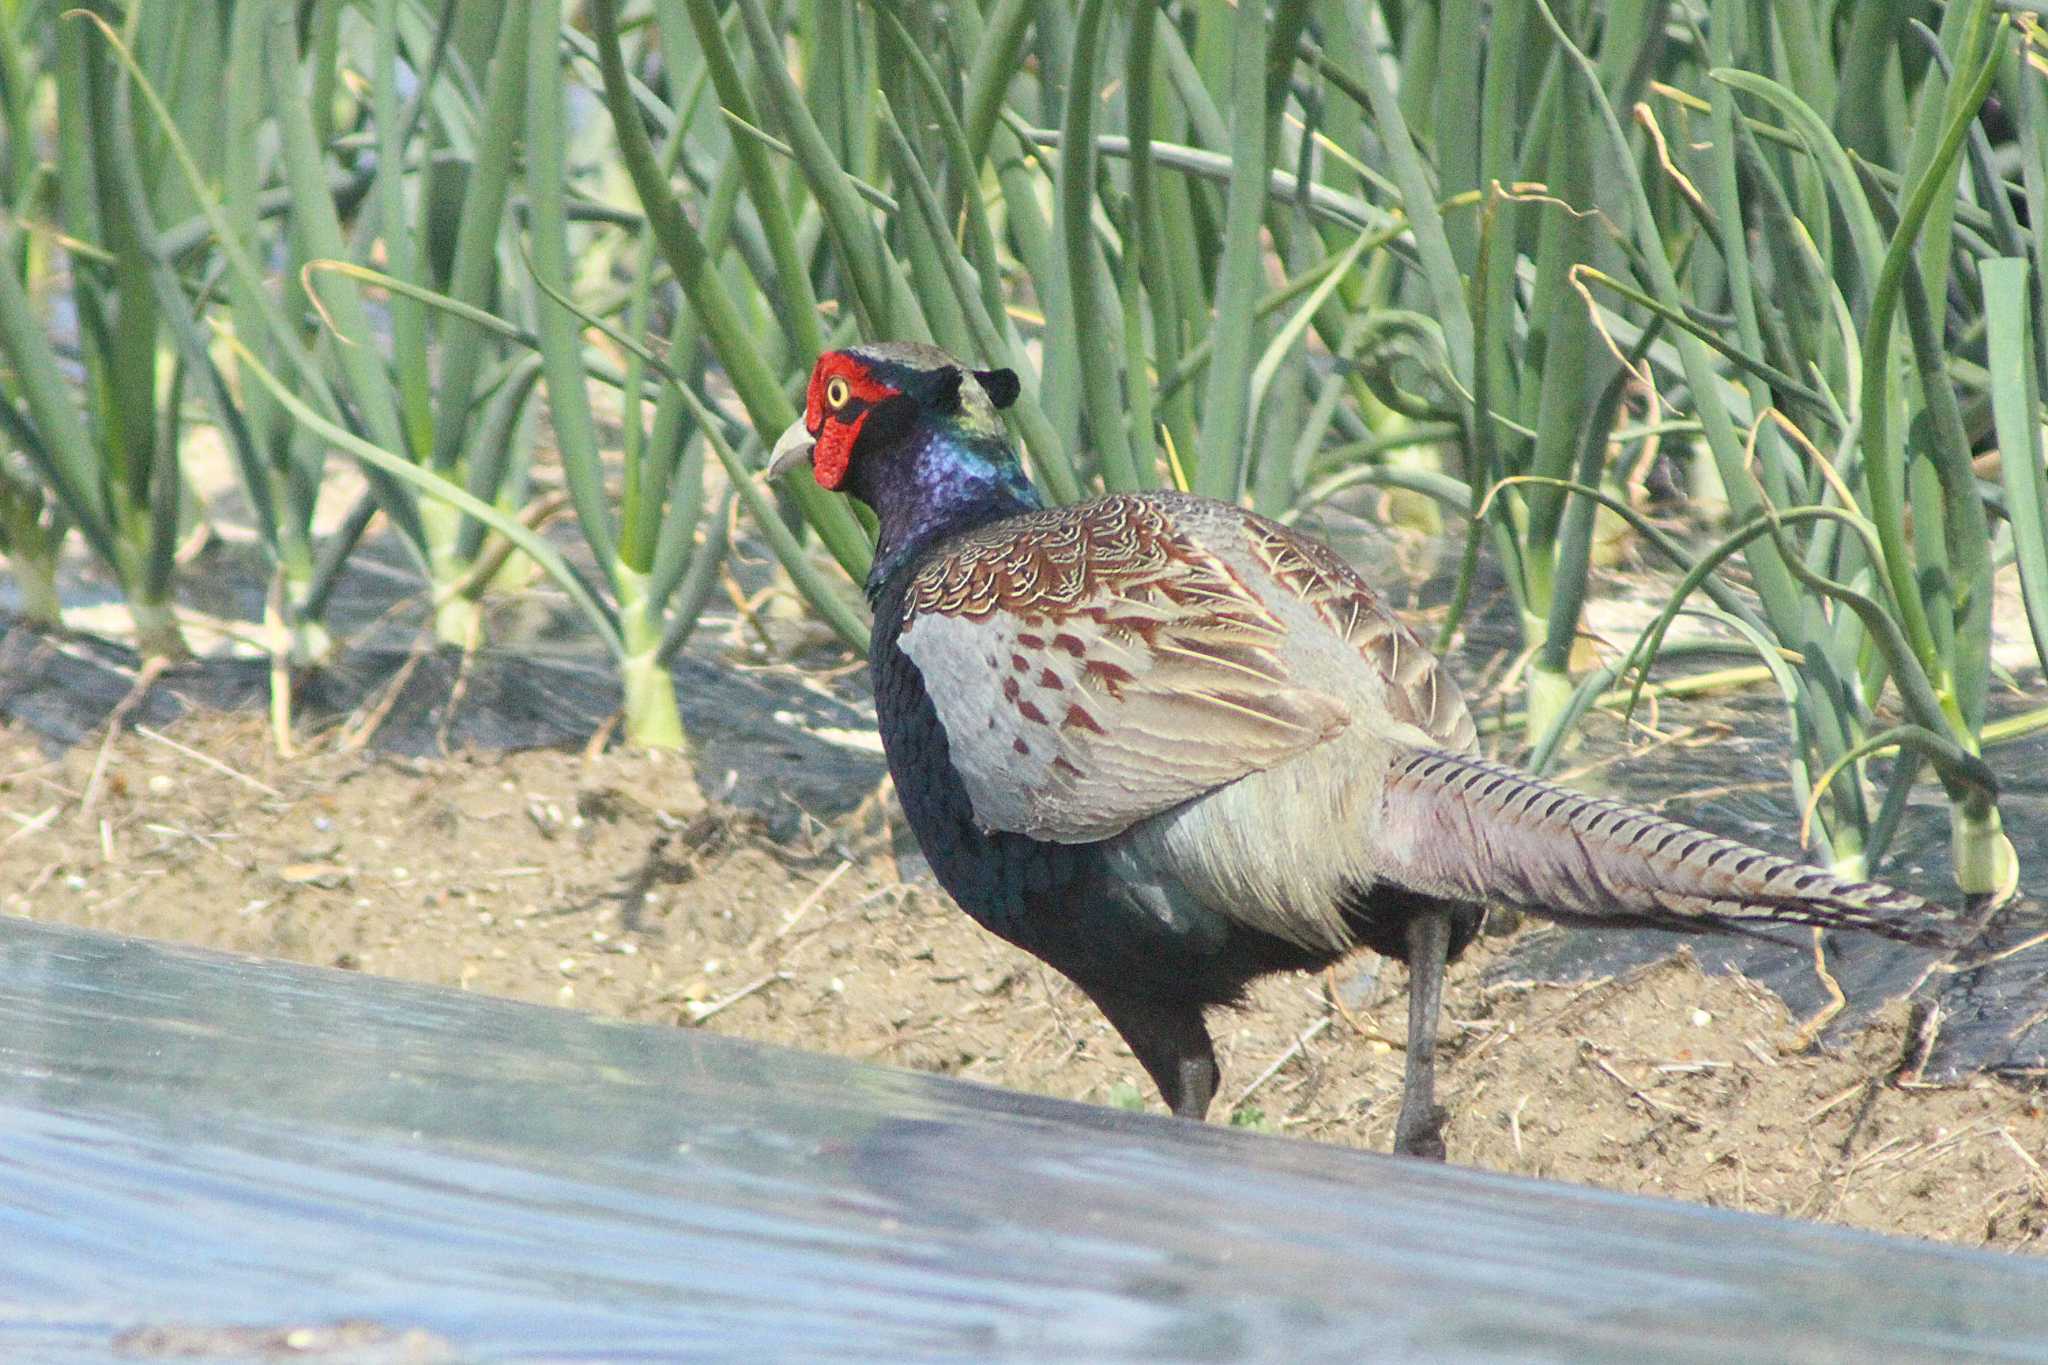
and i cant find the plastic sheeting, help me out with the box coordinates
[3,914,2045,1361]
[0,610,882,838]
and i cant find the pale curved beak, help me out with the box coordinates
[764,418,815,481]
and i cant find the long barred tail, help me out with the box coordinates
[1376,749,1957,950]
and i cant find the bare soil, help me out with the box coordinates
[4,703,2044,1256]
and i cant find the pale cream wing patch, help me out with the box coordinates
[899,605,1348,843]
[898,502,1350,843]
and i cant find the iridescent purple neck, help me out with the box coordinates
[851,421,1042,597]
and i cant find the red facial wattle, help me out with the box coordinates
[801,353,899,491]
[811,410,865,490]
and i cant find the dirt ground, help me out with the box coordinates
[4,701,2044,1256]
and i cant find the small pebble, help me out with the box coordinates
[1690,1009,1712,1028]
[147,774,175,795]
[558,958,579,977]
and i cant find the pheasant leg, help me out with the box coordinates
[1392,906,1451,1160]
[1088,988,1219,1120]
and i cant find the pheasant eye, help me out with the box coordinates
[825,375,851,410]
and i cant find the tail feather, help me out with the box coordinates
[1379,749,1956,950]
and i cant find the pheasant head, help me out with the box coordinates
[769,343,1037,590]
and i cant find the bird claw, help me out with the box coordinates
[1392,1100,1449,1161]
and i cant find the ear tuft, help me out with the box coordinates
[974,367,1021,410]
[928,365,966,411]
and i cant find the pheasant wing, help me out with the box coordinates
[897,497,1349,844]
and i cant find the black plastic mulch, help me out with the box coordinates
[0,609,883,840]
